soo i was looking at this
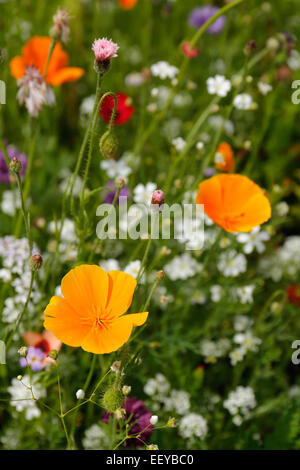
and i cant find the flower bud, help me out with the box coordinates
[156,270,164,281]
[48,349,58,360]
[151,189,165,206]
[29,254,43,271]
[167,417,177,428]
[115,177,125,190]
[102,386,123,413]
[150,415,158,425]
[9,157,22,173]
[99,131,118,159]
[17,375,23,381]
[76,389,85,400]
[244,40,256,56]
[122,385,131,396]
[115,408,126,420]
[147,444,159,450]
[18,346,28,357]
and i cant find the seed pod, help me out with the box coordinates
[102,386,123,412]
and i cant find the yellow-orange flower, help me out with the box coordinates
[10,36,84,86]
[196,173,271,233]
[215,142,234,172]
[43,265,148,354]
[118,0,138,9]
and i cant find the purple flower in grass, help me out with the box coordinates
[20,346,45,372]
[189,6,226,34]
[0,143,27,184]
[102,396,153,448]
[103,180,130,204]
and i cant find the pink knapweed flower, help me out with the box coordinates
[92,38,119,62]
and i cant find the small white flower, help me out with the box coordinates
[179,413,207,440]
[258,81,272,95]
[133,182,157,206]
[206,75,231,97]
[172,137,186,152]
[150,415,158,425]
[233,330,262,352]
[124,260,142,280]
[275,201,289,217]
[76,389,85,400]
[122,385,131,396]
[236,226,270,254]
[147,444,159,450]
[287,50,300,70]
[164,253,202,281]
[100,158,132,181]
[151,61,179,80]
[210,285,223,302]
[234,315,253,332]
[196,141,204,150]
[217,250,247,277]
[99,258,120,272]
[233,93,253,110]
[235,285,255,304]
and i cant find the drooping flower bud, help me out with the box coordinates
[151,189,165,206]
[99,131,118,159]
[29,254,43,271]
[9,157,22,173]
[50,8,72,43]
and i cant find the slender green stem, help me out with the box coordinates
[136,237,152,284]
[44,39,56,77]
[15,172,32,252]
[56,363,72,449]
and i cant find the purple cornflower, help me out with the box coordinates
[102,396,153,448]
[20,346,45,372]
[188,6,226,34]
[0,143,27,184]
[103,181,130,204]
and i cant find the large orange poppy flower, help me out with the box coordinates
[10,36,84,86]
[118,0,138,9]
[196,173,271,233]
[43,265,148,354]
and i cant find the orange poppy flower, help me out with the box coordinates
[43,265,148,354]
[215,142,235,172]
[118,0,138,9]
[10,36,84,86]
[196,173,271,233]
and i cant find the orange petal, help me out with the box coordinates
[47,67,85,86]
[60,265,109,322]
[9,56,26,79]
[43,295,92,347]
[81,312,148,354]
[105,271,137,319]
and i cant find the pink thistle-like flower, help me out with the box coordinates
[92,38,119,63]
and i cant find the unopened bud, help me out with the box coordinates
[102,386,123,413]
[156,270,164,281]
[9,157,22,173]
[151,189,165,206]
[150,415,158,425]
[115,177,125,189]
[48,349,58,360]
[99,131,118,159]
[18,346,28,357]
[167,417,177,428]
[115,408,126,420]
[17,375,23,381]
[244,40,256,56]
[76,389,85,400]
[29,254,43,271]
[122,385,131,396]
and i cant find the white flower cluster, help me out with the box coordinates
[178,413,208,442]
[223,386,256,426]
[82,424,109,450]
[151,61,178,80]
[8,376,46,420]
[0,237,41,323]
[259,235,300,281]
[164,253,202,281]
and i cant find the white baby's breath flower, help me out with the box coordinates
[206,74,231,97]
[233,93,253,110]
[151,61,178,80]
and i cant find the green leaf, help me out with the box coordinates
[0,340,6,364]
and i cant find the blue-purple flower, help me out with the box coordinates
[188,6,226,34]
[0,143,27,184]
[20,346,46,372]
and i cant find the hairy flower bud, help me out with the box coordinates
[9,157,22,173]
[102,386,123,412]
[115,177,125,190]
[29,254,43,271]
[99,131,118,159]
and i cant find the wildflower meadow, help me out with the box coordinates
[1,0,300,453]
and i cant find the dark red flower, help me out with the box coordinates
[102,396,153,448]
[100,92,134,126]
[287,285,300,307]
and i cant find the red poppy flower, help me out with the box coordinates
[100,92,134,126]
[287,285,300,308]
